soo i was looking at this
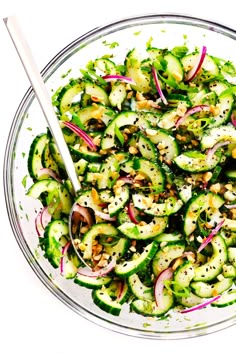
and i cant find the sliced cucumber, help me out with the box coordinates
[105,238,130,260]
[77,104,115,127]
[183,192,224,236]
[174,150,221,173]
[137,133,157,161]
[147,128,179,161]
[109,82,127,108]
[92,289,122,316]
[27,179,72,214]
[211,289,236,307]
[85,82,109,105]
[74,274,112,289]
[59,82,84,114]
[101,111,150,150]
[82,223,119,260]
[193,235,227,282]
[201,125,236,149]
[108,185,129,217]
[152,241,185,276]
[42,143,59,175]
[115,241,158,278]
[128,274,154,301]
[131,289,174,316]
[191,277,233,298]
[118,216,168,240]
[132,194,183,216]
[28,133,48,179]
[164,52,184,82]
[133,158,165,193]
[125,48,151,93]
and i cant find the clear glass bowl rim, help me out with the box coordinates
[3,13,236,339]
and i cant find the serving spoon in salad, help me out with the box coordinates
[4,15,94,269]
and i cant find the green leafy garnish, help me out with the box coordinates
[115,124,125,146]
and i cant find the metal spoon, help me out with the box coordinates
[4,15,92,268]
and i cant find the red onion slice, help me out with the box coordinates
[154,267,174,310]
[73,204,94,228]
[207,141,230,160]
[60,241,71,275]
[197,220,225,253]
[63,121,97,151]
[224,203,236,209]
[152,65,168,105]
[94,210,116,221]
[40,206,52,229]
[185,46,207,82]
[102,74,135,85]
[77,257,116,277]
[127,203,139,224]
[35,210,44,237]
[175,105,210,128]
[180,295,221,313]
[37,168,62,183]
[231,113,236,127]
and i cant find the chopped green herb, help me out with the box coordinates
[21,175,27,188]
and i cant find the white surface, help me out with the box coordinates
[1,1,236,353]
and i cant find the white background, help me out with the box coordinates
[1,0,236,353]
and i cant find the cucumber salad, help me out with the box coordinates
[26,41,236,317]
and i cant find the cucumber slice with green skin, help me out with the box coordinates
[137,133,157,161]
[74,158,88,175]
[183,192,224,236]
[157,109,178,130]
[174,150,221,173]
[188,88,208,106]
[85,82,109,106]
[164,52,184,82]
[82,223,119,260]
[181,54,219,81]
[117,209,131,225]
[191,277,233,298]
[146,128,179,162]
[152,241,185,276]
[125,48,151,93]
[105,238,130,260]
[154,232,183,243]
[201,125,236,149]
[208,94,233,128]
[94,58,117,74]
[209,80,229,96]
[92,289,122,316]
[228,247,236,267]
[173,261,195,291]
[132,194,183,216]
[108,185,129,217]
[26,180,72,214]
[42,220,69,268]
[130,289,174,317]
[59,82,84,114]
[193,235,228,282]
[74,274,112,289]
[128,274,154,301]
[62,251,80,279]
[166,93,191,107]
[101,111,150,150]
[179,292,205,308]
[225,168,236,180]
[76,189,102,212]
[114,241,158,278]
[69,146,103,163]
[222,264,236,278]
[118,216,168,240]
[97,152,129,190]
[211,289,236,307]
[28,133,48,179]
[77,104,115,127]
[133,158,165,193]
[42,143,59,175]
[99,189,113,203]
[49,142,65,169]
[109,82,127,108]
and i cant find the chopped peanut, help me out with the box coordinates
[134,173,145,181]
[210,183,221,194]
[203,172,213,182]
[232,147,236,159]
[146,128,157,136]
[129,146,139,154]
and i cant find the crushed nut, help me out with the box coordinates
[210,183,221,194]
[203,172,213,182]
[232,147,236,159]
[146,128,157,136]
[129,146,139,154]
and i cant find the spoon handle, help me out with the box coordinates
[4,15,81,193]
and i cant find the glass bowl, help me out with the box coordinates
[4,13,236,339]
